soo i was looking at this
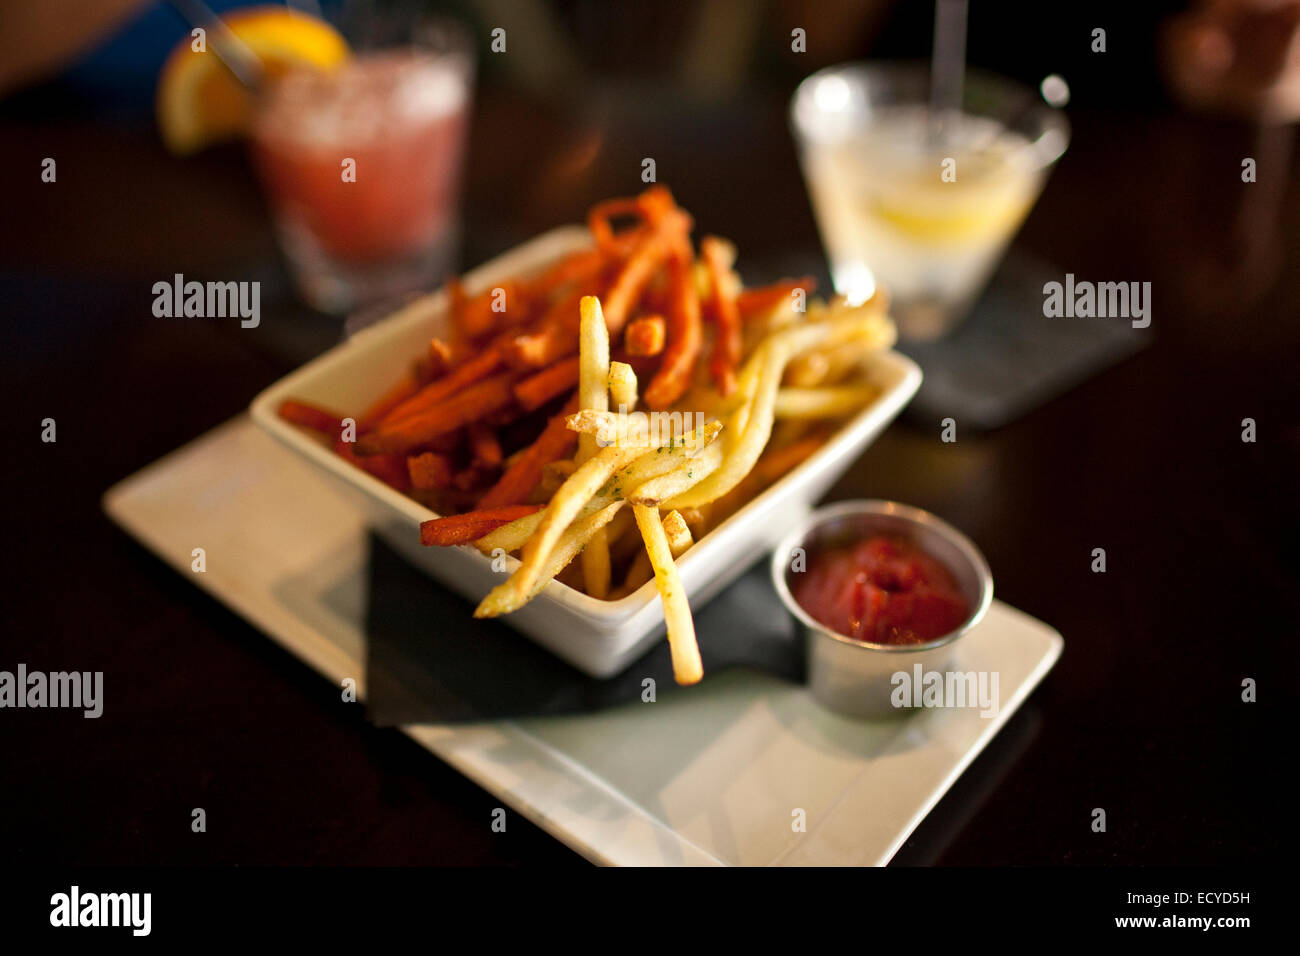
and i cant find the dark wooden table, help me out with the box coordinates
[0,75,1291,866]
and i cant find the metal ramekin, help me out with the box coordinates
[771,500,994,718]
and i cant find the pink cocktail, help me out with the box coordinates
[251,41,472,313]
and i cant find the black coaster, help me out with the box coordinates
[363,536,805,726]
[901,250,1150,431]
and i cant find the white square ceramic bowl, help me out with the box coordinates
[250,226,922,677]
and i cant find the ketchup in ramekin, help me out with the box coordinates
[791,535,970,645]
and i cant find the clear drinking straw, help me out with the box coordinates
[929,0,968,147]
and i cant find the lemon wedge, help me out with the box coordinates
[156,6,349,155]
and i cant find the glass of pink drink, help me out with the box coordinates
[250,21,473,313]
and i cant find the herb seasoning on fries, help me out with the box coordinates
[277,188,897,684]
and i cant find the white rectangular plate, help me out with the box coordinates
[104,416,1064,866]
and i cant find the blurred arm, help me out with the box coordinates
[0,0,148,95]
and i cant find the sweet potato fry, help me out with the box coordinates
[357,377,421,432]
[502,289,587,368]
[624,315,665,356]
[380,346,503,426]
[736,277,817,320]
[407,451,454,490]
[643,250,703,409]
[357,373,516,455]
[513,356,580,411]
[603,233,672,335]
[702,236,741,396]
[468,423,504,467]
[587,186,678,252]
[427,338,455,374]
[452,279,528,339]
[419,504,544,547]
[477,395,579,509]
[334,439,410,491]
[526,248,605,298]
[277,400,345,436]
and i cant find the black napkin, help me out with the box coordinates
[901,250,1149,431]
[363,535,805,726]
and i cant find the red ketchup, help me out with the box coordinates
[791,535,970,645]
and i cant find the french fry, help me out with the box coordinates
[735,276,817,320]
[619,552,653,594]
[502,289,585,369]
[476,500,626,615]
[380,346,503,426]
[603,504,635,552]
[513,356,580,411]
[617,508,691,596]
[603,235,668,334]
[334,439,410,490]
[633,504,703,685]
[702,236,741,396]
[454,279,528,339]
[644,250,703,409]
[626,441,723,506]
[474,508,547,553]
[357,377,421,432]
[477,395,579,509]
[538,459,577,496]
[503,320,580,370]
[624,315,666,356]
[577,296,612,598]
[661,510,694,555]
[357,373,516,455]
[774,385,881,419]
[277,399,345,436]
[599,420,723,494]
[565,407,651,449]
[588,185,680,252]
[407,452,454,490]
[419,504,544,547]
[505,443,658,600]
[427,338,455,374]
[608,360,638,411]
[665,308,894,509]
[526,248,605,298]
[468,423,504,467]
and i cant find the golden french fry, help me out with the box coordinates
[476,500,626,616]
[633,504,703,685]
[665,308,894,510]
[603,503,635,550]
[474,509,545,553]
[774,385,880,419]
[608,360,638,411]
[566,409,626,445]
[619,551,653,595]
[474,494,611,554]
[539,458,577,495]
[577,296,613,598]
[626,441,723,506]
[599,420,723,497]
[615,507,693,596]
[661,510,694,555]
[510,441,658,599]
[578,296,611,429]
